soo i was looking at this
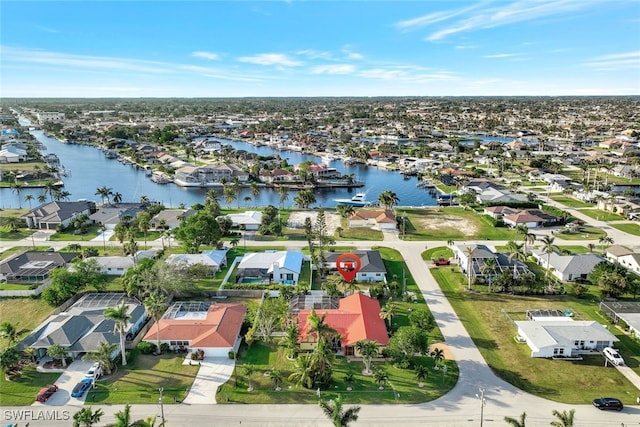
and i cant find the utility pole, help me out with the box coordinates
[476,387,486,427]
[158,387,166,426]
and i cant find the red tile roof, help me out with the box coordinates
[297,293,389,347]
[143,303,246,348]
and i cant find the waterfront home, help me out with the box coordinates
[322,250,388,283]
[150,208,196,229]
[22,201,95,230]
[174,164,248,187]
[347,209,396,230]
[17,293,147,361]
[0,251,79,283]
[259,169,299,184]
[224,210,262,231]
[0,144,28,163]
[483,206,559,228]
[89,203,145,227]
[142,301,246,357]
[297,293,389,356]
[236,251,303,285]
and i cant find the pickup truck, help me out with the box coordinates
[432,258,451,266]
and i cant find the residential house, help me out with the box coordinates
[150,209,196,229]
[515,316,618,358]
[600,301,640,339]
[142,301,246,357]
[322,250,388,283]
[89,204,145,228]
[22,201,95,230]
[615,253,640,276]
[86,256,135,276]
[16,293,147,360]
[605,245,633,264]
[0,251,79,283]
[165,249,229,274]
[0,145,28,163]
[173,164,248,187]
[236,251,304,285]
[452,244,531,280]
[531,251,604,282]
[224,211,263,231]
[297,293,389,356]
[484,206,559,228]
[347,209,396,230]
[463,179,528,204]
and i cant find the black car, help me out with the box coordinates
[592,397,623,411]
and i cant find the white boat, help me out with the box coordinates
[334,192,371,207]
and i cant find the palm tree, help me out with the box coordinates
[47,344,68,367]
[0,321,26,345]
[431,347,445,368]
[0,347,20,377]
[373,368,388,389]
[539,236,558,290]
[83,341,117,375]
[137,211,151,249]
[319,394,361,427]
[379,301,397,328]
[378,190,399,210]
[504,412,526,427]
[112,192,123,204]
[24,193,34,209]
[112,404,133,427]
[415,365,428,388]
[269,368,283,390]
[104,302,131,366]
[550,409,575,427]
[506,241,527,276]
[277,185,289,209]
[465,246,475,290]
[294,189,316,209]
[307,309,338,344]
[73,407,104,427]
[11,182,24,208]
[288,354,314,389]
[243,365,256,391]
[480,257,498,292]
[250,181,260,208]
[144,292,168,353]
[24,347,37,363]
[598,235,613,252]
[95,186,112,205]
[354,340,379,374]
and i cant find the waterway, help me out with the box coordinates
[2,119,442,209]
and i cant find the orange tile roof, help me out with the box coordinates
[143,303,246,348]
[297,293,389,347]
[349,209,396,223]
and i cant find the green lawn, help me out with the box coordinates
[218,343,458,404]
[430,266,640,404]
[422,247,454,262]
[396,207,517,241]
[88,352,199,404]
[48,224,102,241]
[578,209,625,222]
[0,297,55,348]
[549,195,594,208]
[0,365,61,406]
[555,226,606,240]
[338,224,384,241]
[610,222,640,236]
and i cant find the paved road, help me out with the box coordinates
[2,207,640,425]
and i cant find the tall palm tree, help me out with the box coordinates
[95,186,112,205]
[307,309,338,344]
[250,181,260,208]
[111,404,133,427]
[354,340,379,374]
[73,407,104,427]
[506,241,527,276]
[24,193,34,209]
[504,412,526,427]
[379,301,397,328]
[378,190,399,210]
[11,182,24,208]
[144,292,168,353]
[104,302,131,366]
[539,236,558,290]
[480,257,498,292]
[550,409,575,427]
[294,189,316,209]
[83,341,117,375]
[112,192,123,204]
[431,347,445,368]
[47,344,69,367]
[465,246,475,290]
[319,394,361,427]
[521,228,536,255]
[598,235,613,252]
[277,185,289,209]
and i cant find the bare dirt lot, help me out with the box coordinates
[287,211,341,234]
[419,215,478,235]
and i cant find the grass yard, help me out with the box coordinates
[338,224,384,241]
[218,343,458,404]
[0,365,61,406]
[555,226,606,240]
[610,222,640,236]
[421,246,454,262]
[396,207,517,241]
[430,266,640,404]
[548,195,593,208]
[0,297,55,348]
[578,209,625,222]
[88,352,199,404]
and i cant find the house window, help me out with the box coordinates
[553,348,565,355]
[376,273,381,276]
[345,347,354,356]
[285,273,293,281]
[170,341,177,346]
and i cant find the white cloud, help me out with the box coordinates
[395,3,485,31]
[423,0,597,41]
[484,53,520,58]
[192,51,220,60]
[310,64,355,75]
[341,45,364,60]
[237,53,302,66]
[296,49,333,60]
[584,50,640,70]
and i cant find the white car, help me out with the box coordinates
[85,363,103,379]
[603,347,625,366]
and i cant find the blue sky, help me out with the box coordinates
[1,1,639,97]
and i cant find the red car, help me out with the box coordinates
[35,384,58,402]
[432,258,451,266]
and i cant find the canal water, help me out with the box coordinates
[2,126,441,209]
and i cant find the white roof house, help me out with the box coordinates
[165,249,228,273]
[236,251,303,285]
[225,211,263,231]
[515,319,618,358]
[531,251,604,282]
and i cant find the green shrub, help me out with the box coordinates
[160,343,170,353]
[228,350,235,360]
[136,341,157,354]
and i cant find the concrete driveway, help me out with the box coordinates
[32,359,95,406]
[182,357,235,404]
